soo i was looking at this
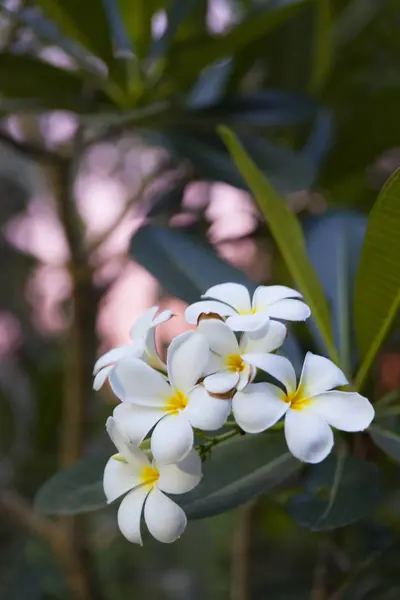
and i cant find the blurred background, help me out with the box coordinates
[1,0,400,598]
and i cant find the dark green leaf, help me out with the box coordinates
[370,425,400,464]
[167,0,312,85]
[219,126,338,362]
[102,0,134,58]
[187,59,233,109]
[288,453,380,530]
[118,0,154,60]
[354,168,400,389]
[161,130,316,194]
[130,224,256,304]
[150,0,199,61]
[304,210,367,372]
[178,434,300,519]
[0,54,84,110]
[34,454,109,515]
[35,0,114,65]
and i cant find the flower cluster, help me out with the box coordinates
[95,283,375,545]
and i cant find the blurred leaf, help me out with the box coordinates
[304,210,367,373]
[195,90,317,127]
[102,0,134,58]
[160,129,316,193]
[309,0,332,93]
[131,224,256,304]
[370,425,400,464]
[167,0,312,86]
[0,54,84,110]
[150,0,199,61]
[333,0,381,48]
[354,168,400,390]
[288,453,380,530]
[187,59,233,109]
[302,108,334,168]
[178,434,299,519]
[118,0,154,60]
[34,453,108,515]
[35,0,114,65]
[219,126,338,362]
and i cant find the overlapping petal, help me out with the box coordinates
[151,413,194,464]
[115,358,170,406]
[252,285,302,310]
[241,321,286,354]
[284,410,334,463]
[157,450,202,494]
[242,353,297,393]
[203,283,251,313]
[185,300,236,324]
[144,487,187,543]
[184,386,231,430]
[308,391,375,432]
[197,319,239,356]
[232,383,288,434]
[106,417,150,468]
[266,299,311,321]
[103,457,141,503]
[298,352,348,398]
[117,486,149,545]
[225,312,269,332]
[167,331,209,393]
[113,403,165,444]
[204,371,239,394]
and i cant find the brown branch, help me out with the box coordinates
[230,500,257,600]
[311,539,332,600]
[0,130,67,166]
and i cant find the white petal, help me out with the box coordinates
[242,353,297,393]
[144,487,187,544]
[252,285,302,311]
[184,386,231,430]
[108,369,126,400]
[226,313,269,332]
[204,371,239,394]
[93,345,134,375]
[157,449,202,494]
[237,364,253,391]
[93,365,114,390]
[185,300,236,324]
[115,358,170,407]
[284,410,334,463]
[151,414,194,464]
[106,417,150,469]
[203,282,251,313]
[203,352,226,378]
[267,299,311,321]
[232,383,288,433]
[118,486,149,545]
[143,328,166,372]
[241,321,287,354]
[197,319,239,356]
[129,306,159,340]
[113,403,165,444]
[103,456,137,503]
[308,391,375,432]
[167,331,209,393]
[298,352,348,398]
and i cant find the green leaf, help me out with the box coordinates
[35,0,114,64]
[219,125,338,363]
[118,0,154,60]
[167,0,311,86]
[354,168,400,390]
[0,54,85,111]
[309,0,332,93]
[288,452,380,530]
[178,434,300,519]
[130,224,256,304]
[370,425,400,463]
[34,454,108,515]
[304,211,367,374]
[102,0,134,58]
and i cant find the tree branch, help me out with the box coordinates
[0,130,67,166]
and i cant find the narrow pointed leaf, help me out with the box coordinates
[354,168,400,390]
[370,425,400,463]
[219,125,338,362]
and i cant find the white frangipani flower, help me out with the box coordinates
[185,282,311,332]
[113,331,231,464]
[199,318,287,394]
[93,306,173,392]
[233,352,375,464]
[104,417,201,545]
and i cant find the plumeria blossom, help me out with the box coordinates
[112,331,231,464]
[198,318,287,395]
[185,282,311,332]
[93,306,173,392]
[104,417,201,545]
[233,352,375,463]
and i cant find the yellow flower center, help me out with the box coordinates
[164,390,188,415]
[226,354,246,373]
[237,307,257,315]
[140,465,159,487]
[283,387,311,411]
